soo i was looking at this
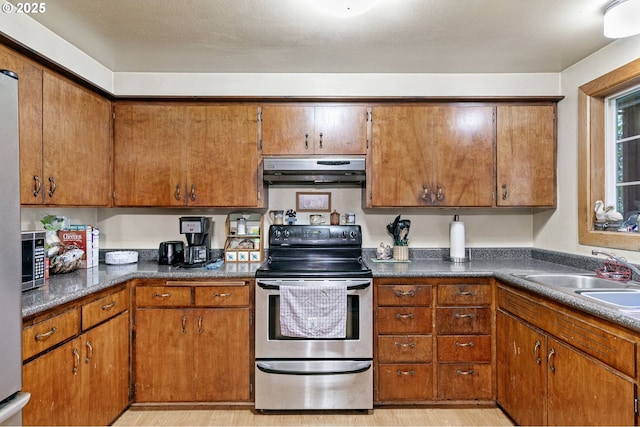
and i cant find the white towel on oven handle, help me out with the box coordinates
[279,284,347,338]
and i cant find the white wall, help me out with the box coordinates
[533,35,640,262]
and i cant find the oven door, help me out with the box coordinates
[255,278,372,359]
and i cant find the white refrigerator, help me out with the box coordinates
[0,70,31,425]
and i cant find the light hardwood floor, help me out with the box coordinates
[114,407,514,426]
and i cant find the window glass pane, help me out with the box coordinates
[617,138,640,182]
[617,184,640,220]
[617,91,640,139]
[614,87,640,221]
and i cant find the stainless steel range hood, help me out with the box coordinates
[263,156,366,185]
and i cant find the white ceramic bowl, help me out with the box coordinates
[105,251,138,265]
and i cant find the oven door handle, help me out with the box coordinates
[256,361,372,376]
[256,280,371,290]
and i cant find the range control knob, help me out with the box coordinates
[283,229,291,238]
[272,228,282,239]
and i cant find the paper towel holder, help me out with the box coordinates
[444,248,471,263]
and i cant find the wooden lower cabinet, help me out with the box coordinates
[23,311,129,426]
[133,281,252,403]
[497,284,637,426]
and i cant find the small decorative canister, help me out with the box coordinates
[330,210,340,225]
[393,245,409,261]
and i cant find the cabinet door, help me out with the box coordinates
[42,71,111,206]
[193,308,251,401]
[496,105,556,207]
[187,105,261,207]
[0,48,44,205]
[23,338,85,426]
[314,106,367,154]
[547,337,635,426]
[261,105,314,155]
[496,310,547,426]
[134,309,193,402]
[431,106,494,207]
[83,312,129,425]
[113,103,187,206]
[370,106,433,206]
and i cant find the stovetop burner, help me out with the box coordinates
[255,225,372,279]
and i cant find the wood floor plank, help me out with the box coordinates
[114,407,513,426]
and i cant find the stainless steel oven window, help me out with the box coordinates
[267,294,359,340]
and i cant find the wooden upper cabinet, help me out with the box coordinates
[42,71,112,206]
[369,105,494,207]
[0,48,44,205]
[261,105,368,155]
[113,104,189,206]
[496,105,556,207]
[113,103,262,207]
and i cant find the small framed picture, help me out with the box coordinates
[296,192,331,212]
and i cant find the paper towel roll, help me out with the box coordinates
[449,215,466,259]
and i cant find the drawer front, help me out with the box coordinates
[437,284,491,306]
[378,285,431,307]
[378,363,434,401]
[378,307,432,335]
[136,286,192,307]
[378,335,433,363]
[194,285,249,307]
[82,288,129,331]
[23,309,80,360]
[436,335,491,362]
[436,307,491,334]
[436,364,493,400]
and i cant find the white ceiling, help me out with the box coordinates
[14,0,614,74]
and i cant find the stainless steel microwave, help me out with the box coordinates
[22,231,46,292]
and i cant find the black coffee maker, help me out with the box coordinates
[179,216,213,266]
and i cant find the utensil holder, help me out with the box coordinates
[393,245,409,261]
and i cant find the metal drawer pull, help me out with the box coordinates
[153,292,172,298]
[190,184,197,201]
[198,315,203,334]
[174,183,181,201]
[319,132,323,149]
[533,340,542,364]
[85,341,93,363]
[395,341,416,348]
[102,301,117,310]
[35,327,57,341]
[547,348,556,372]
[181,315,188,334]
[397,369,415,376]
[454,313,474,319]
[395,290,415,297]
[72,348,80,374]
[304,133,309,149]
[456,291,474,296]
[455,341,474,347]
[396,313,415,319]
[213,292,231,298]
[502,183,508,200]
[456,369,475,376]
[48,176,57,197]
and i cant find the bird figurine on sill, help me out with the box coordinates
[594,200,623,222]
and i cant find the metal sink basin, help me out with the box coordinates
[576,289,640,309]
[518,273,632,289]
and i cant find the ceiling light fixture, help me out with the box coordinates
[604,0,640,38]
[310,0,383,17]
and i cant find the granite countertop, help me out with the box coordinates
[21,251,640,333]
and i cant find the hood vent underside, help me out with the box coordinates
[263,157,366,186]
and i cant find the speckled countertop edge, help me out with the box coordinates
[23,247,640,333]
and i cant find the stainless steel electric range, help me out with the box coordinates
[254,225,373,411]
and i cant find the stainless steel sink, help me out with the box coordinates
[517,273,632,289]
[576,289,640,309]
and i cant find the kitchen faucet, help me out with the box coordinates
[591,250,640,279]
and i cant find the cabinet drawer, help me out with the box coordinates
[136,286,191,307]
[437,284,491,306]
[436,308,491,334]
[82,288,129,331]
[436,364,493,400]
[378,363,434,401]
[436,335,491,362]
[378,284,431,307]
[23,309,80,360]
[194,285,249,307]
[378,335,432,363]
[378,307,432,334]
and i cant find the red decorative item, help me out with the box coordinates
[596,257,632,281]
